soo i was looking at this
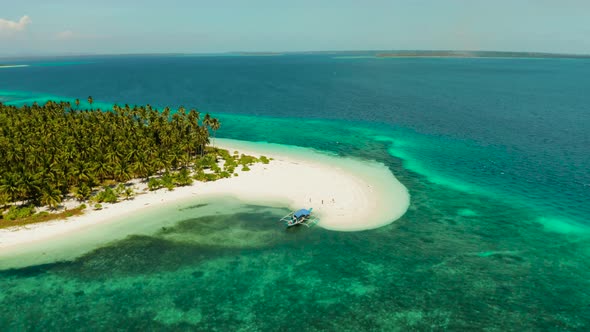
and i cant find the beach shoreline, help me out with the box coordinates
[0,139,410,267]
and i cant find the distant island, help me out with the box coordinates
[373,51,590,59]
[376,51,474,58]
[236,52,284,56]
[297,50,590,59]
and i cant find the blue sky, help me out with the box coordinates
[1,0,590,55]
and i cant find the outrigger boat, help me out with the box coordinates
[280,208,319,228]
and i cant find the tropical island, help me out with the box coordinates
[332,50,590,59]
[0,98,409,266]
[0,98,233,226]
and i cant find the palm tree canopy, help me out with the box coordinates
[0,100,220,205]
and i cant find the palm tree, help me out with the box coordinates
[40,185,62,210]
[201,113,212,156]
[0,173,23,202]
[75,98,80,109]
[73,183,92,201]
[113,162,132,182]
[87,96,94,108]
[210,118,221,147]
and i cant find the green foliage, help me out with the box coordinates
[174,169,193,186]
[216,149,232,160]
[115,183,127,196]
[205,173,219,182]
[122,188,135,200]
[239,154,258,166]
[161,172,175,191]
[199,155,217,169]
[219,171,231,179]
[93,186,118,203]
[0,193,8,207]
[0,100,220,205]
[211,164,222,173]
[93,203,103,210]
[148,178,162,191]
[39,186,63,209]
[259,156,270,164]
[241,165,251,171]
[3,205,36,221]
[79,203,87,209]
[193,171,208,182]
[225,165,236,174]
[73,184,92,201]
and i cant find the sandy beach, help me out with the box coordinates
[0,139,409,265]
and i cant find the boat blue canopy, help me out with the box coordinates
[294,209,312,218]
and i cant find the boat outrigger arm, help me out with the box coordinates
[279,208,319,228]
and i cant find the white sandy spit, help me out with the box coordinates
[0,65,29,69]
[0,139,409,263]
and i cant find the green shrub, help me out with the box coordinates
[79,203,87,209]
[205,173,219,182]
[259,156,270,164]
[193,171,208,182]
[217,149,232,161]
[148,177,162,191]
[239,154,258,166]
[234,173,239,177]
[94,186,118,203]
[201,155,217,168]
[3,205,36,221]
[241,165,251,171]
[219,171,231,178]
[161,172,175,191]
[73,183,92,201]
[115,183,127,196]
[123,188,135,200]
[94,203,103,210]
[0,193,9,208]
[174,169,193,186]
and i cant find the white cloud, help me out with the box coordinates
[0,15,31,33]
[55,30,75,40]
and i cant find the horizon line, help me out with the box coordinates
[2,49,590,59]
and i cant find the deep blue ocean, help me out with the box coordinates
[1,55,589,330]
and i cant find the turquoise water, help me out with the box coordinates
[1,55,589,330]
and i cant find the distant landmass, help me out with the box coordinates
[235,52,284,56]
[373,50,590,59]
[311,50,590,59]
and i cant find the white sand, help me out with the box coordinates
[0,65,29,69]
[0,139,409,260]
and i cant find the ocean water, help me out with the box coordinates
[1,55,589,330]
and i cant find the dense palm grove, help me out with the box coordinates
[0,99,221,208]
